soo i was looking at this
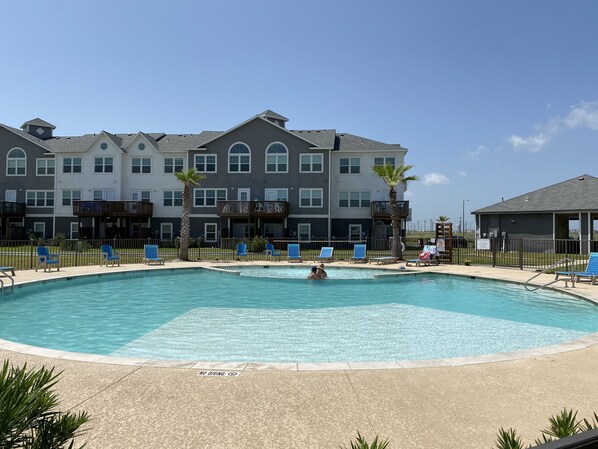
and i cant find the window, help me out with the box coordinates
[33,222,45,238]
[140,191,151,202]
[94,157,113,173]
[63,157,82,173]
[299,189,322,208]
[7,148,26,175]
[204,223,217,242]
[161,223,173,240]
[93,190,114,201]
[300,154,323,173]
[164,157,184,174]
[264,189,288,201]
[349,224,362,241]
[163,191,183,207]
[195,154,217,173]
[26,191,54,207]
[340,157,360,174]
[194,189,227,207]
[298,223,311,241]
[265,142,288,172]
[132,157,151,174]
[339,191,370,208]
[36,159,55,176]
[374,157,396,169]
[228,143,251,172]
[62,190,81,206]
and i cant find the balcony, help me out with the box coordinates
[371,200,409,219]
[73,201,153,218]
[217,201,289,219]
[0,201,26,217]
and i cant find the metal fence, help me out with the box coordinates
[0,237,593,271]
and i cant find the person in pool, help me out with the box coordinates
[317,263,328,279]
[307,266,320,280]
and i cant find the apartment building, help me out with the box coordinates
[0,111,410,242]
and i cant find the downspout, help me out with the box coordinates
[327,149,332,244]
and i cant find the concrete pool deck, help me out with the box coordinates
[2,261,598,448]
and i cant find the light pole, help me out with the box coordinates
[462,199,469,237]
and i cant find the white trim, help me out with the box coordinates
[349,224,362,241]
[297,223,311,241]
[160,222,173,240]
[194,154,217,173]
[33,221,46,237]
[298,188,323,208]
[204,223,218,242]
[228,142,251,174]
[264,141,289,174]
[6,147,27,176]
[287,214,329,219]
[131,157,152,174]
[35,158,55,176]
[163,156,185,174]
[70,222,79,239]
[25,190,54,208]
[299,153,323,173]
[189,214,221,218]
[264,188,288,201]
[193,188,227,207]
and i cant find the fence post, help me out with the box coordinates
[75,240,78,267]
[491,237,497,267]
[30,239,35,270]
[518,238,524,270]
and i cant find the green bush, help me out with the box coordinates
[0,360,90,448]
[248,235,268,253]
[341,431,390,449]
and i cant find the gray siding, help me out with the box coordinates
[478,213,553,239]
[331,219,372,239]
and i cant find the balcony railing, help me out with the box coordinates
[371,200,409,219]
[0,202,26,217]
[217,201,289,218]
[73,201,153,218]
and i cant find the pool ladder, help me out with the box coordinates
[524,258,575,291]
[0,270,14,296]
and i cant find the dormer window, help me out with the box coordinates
[7,148,26,176]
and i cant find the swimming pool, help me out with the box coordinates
[1,267,597,364]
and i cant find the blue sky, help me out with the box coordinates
[1,0,597,231]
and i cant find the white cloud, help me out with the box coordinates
[404,190,414,199]
[422,172,449,186]
[458,170,467,177]
[465,145,489,160]
[508,100,598,152]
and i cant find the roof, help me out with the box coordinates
[472,175,598,214]
[20,118,56,129]
[259,109,289,122]
[290,129,337,149]
[0,124,52,152]
[336,133,406,153]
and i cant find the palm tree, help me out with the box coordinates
[175,168,206,261]
[437,215,450,223]
[373,163,419,259]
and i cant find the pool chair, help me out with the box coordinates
[265,243,281,260]
[556,252,598,285]
[406,245,439,267]
[350,244,368,263]
[0,267,15,276]
[35,246,60,272]
[315,247,334,263]
[143,244,164,265]
[100,244,121,267]
[287,243,302,263]
[236,242,248,259]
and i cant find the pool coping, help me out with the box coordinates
[2,261,598,371]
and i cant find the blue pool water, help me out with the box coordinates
[0,268,597,363]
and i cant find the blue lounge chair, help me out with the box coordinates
[143,245,164,265]
[315,246,334,262]
[350,244,368,263]
[236,243,248,259]
[287,243,302,263]
[556,252,598,285]
[265,243,281,260]
[101,244,121,267]
[35,246,60,272]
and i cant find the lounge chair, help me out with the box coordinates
[315,247,334,262]
[556,252,598,285]
[350,244,368,263]
[35,246,60,272]
[0,267,15,276]
[100,244,121,267]
[287,243,302,263]
[265,243,281,260]
[236,243,248,259]
[369,256,398,265]
[406,245,439,267]
[143,244,164,265]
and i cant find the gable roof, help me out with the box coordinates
[290,129,337,149]
[0,124,52,152]
[20,118,56,129]
[472,175,598,214]
[259,109,289,122]
[336,133,406,153]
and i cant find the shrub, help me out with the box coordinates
[341,431,390,449]
[248,235,268,253]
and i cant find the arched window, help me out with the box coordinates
[265,142,288,173]
[7,148,26,175]
[229,143,251,172]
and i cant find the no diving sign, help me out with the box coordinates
[198,370,239,377]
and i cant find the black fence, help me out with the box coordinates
[0,237,593,272]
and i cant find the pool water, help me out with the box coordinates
[0,268,597,363]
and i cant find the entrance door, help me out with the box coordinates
[237,189,250,201]
[5,190,16,202]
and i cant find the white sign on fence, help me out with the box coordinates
[476,238,491,250]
